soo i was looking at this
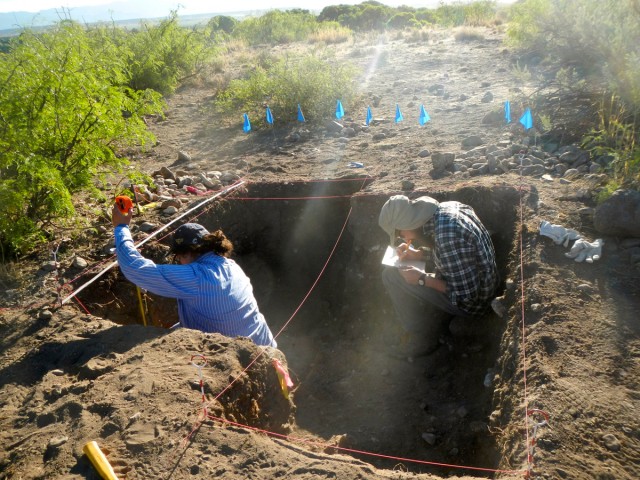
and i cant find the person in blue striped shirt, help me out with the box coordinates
[112,206,277,347]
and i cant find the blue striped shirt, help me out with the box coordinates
[114,225,276,347]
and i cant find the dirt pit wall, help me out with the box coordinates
[81,179,523,477]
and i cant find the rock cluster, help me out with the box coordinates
[117,164,242,218]
[428,142,606,182]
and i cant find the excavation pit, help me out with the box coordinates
[83,180,520,476]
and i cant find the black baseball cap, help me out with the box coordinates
[171,223,209,253]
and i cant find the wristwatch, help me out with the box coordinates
[418,273,426,286]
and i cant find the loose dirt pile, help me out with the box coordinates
[1,27,639,480]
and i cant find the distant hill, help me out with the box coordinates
[0,6,263,35]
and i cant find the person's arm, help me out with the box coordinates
[398,267,447,293]
[112,206,200,299]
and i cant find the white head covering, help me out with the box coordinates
[378,195,439,246]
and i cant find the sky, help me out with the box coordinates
[0,0,515,15]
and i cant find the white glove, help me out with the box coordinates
[539,220,581,247]
[565,238,604,263]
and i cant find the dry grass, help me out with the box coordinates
[0,260,24,291]
[454,26,486,42]
[308,25,352,45]
[404,27,431,44]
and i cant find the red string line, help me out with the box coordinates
[204,414,527,476]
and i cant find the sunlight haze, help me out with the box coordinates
[0,0,516,14]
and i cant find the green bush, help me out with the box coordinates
[507,0,640,187]
[387,12,419,30]
[216,53,358,128]
[125,11,215,95]
[232,10,319,45]
[0,21,164,255]
[433,1,497,27]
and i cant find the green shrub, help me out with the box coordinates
[216,53,358,128]
[434,1,497,27]
[0,21,164,255]
[387,12,419,30]
[232,10,319,45]
[308,22,353,44]
[507,0,640,188]
[125,11,215,95]
[582,95,640,188]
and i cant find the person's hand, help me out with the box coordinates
[565,238,604,263]
[396,243,422,262]
[398,266,424,284]
[112,204,133,228]
[539,220,581,247]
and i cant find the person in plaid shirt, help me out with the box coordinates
[378,195,499,357]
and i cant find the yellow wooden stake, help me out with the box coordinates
[136,286,147,326]
[83,441,118,480]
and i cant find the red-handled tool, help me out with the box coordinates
[115,195,133,214]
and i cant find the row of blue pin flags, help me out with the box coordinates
[242,100,533,132]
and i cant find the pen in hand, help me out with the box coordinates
[398,239,412,258]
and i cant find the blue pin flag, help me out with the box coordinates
[519,107,533,130]
[297,104,305,122]
[242,113,251,133]
[504,100,512,124]
[336,100,344,120]
[366,106,372,126]
[419,104,430,126]
[395,104,403,123]
[266,106,274,125]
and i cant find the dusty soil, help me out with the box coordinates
[1,27,639,480]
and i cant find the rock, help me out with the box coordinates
[220,172,240,185]
[401,180,415,191]
[160,199,181,209]
[491,296,506,318]
[48,436,69,449]
[461,135,484,149]
[481,91,493,103]
[418,149,431,158]
[456,406,469,418]
[326,120,343,133]
[40,261,59,273]
[521,165,546,176]
[602,433,621,451]
[139,222,156,233]
[498,159,512,173]
[72,256,88,269]
[159,166,176,180]
[431,152,455,172]
[196,173,221,190]
[162,206,178,216]
[421,432,436,445]
[177,151,191,163]
[177,176,193,187]
[39,309,53,320]
[482,110,503,124]
[563,168,581,180]
[594,189,640,236]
